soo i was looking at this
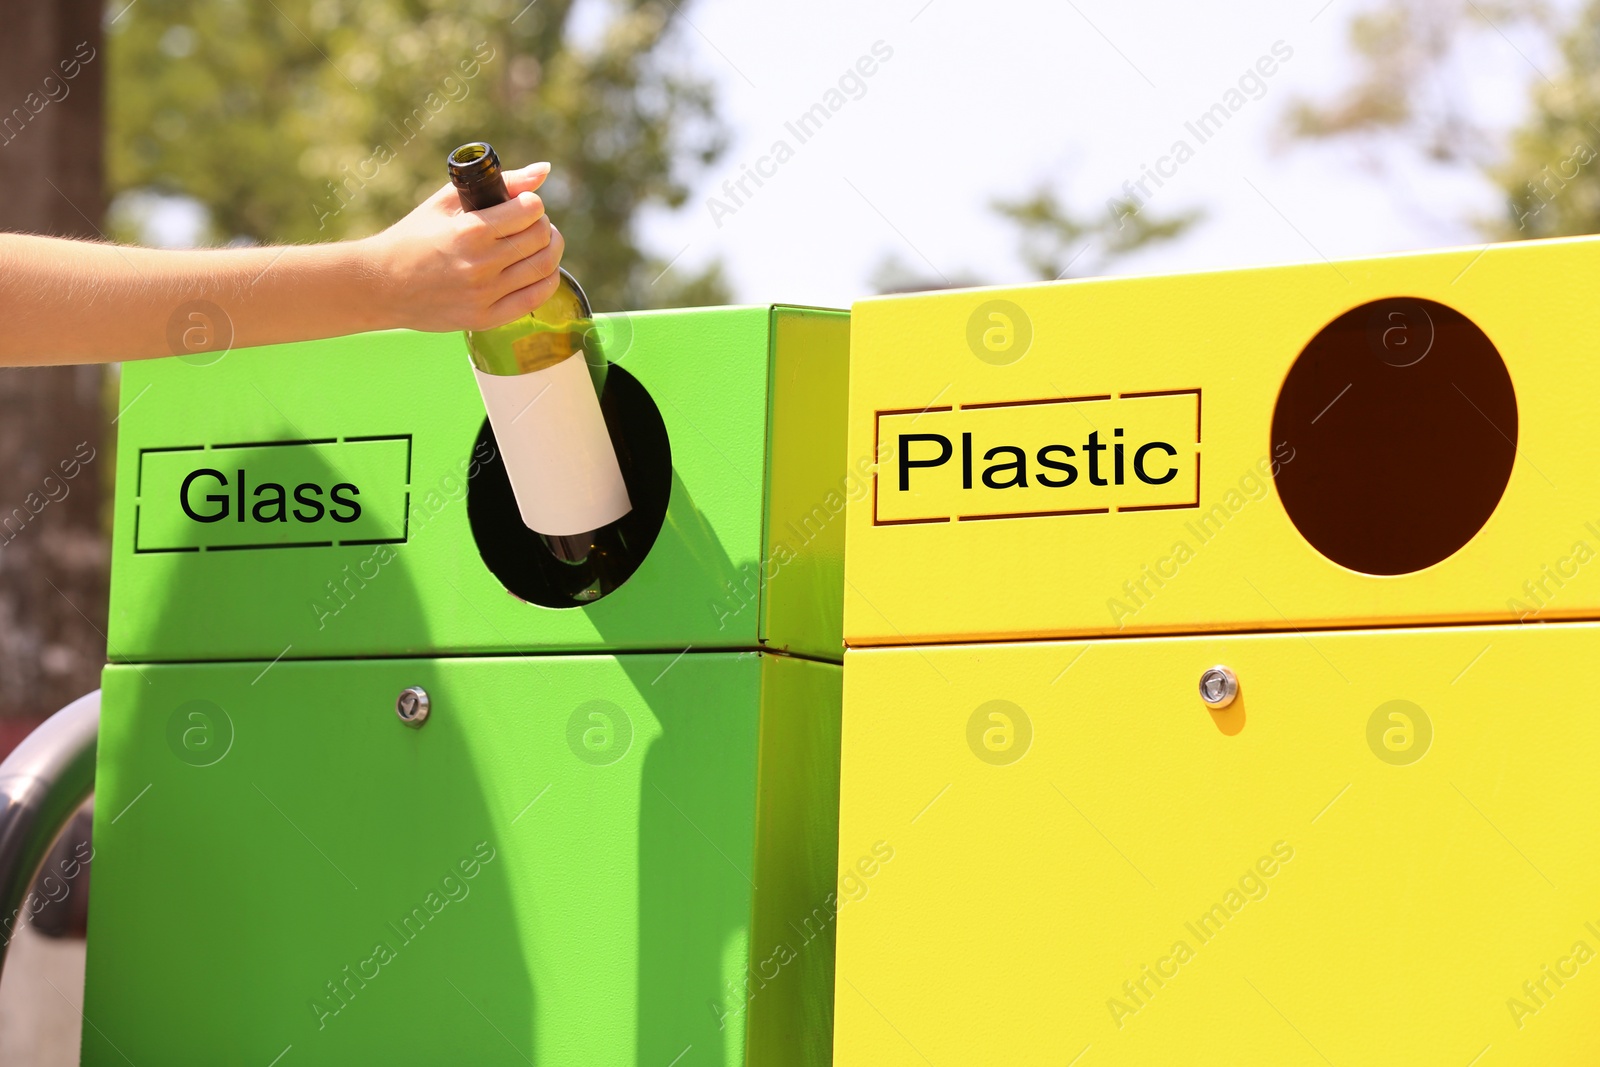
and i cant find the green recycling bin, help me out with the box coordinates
[80,306,849,1065]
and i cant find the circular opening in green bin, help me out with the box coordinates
[467,362,671,607]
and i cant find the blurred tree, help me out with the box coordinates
[868,254,983,295]
[994,187,1201,281]
[1490,0,1600,238]
[1280,0,1533,167]
[1279,0,1600,241]
[870,188,1200,295]
[0,0,111,722]
[106,0,728,309]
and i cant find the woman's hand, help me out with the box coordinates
[362,162,568,332]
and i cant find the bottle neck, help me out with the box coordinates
[455,174,510,212]
[449,142,511,211]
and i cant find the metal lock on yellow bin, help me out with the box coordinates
[834,236,1600,1065]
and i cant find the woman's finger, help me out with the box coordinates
[494,226,565,296]
[490,215,553,270]
[467,191,549,247]
[483,269,564,326]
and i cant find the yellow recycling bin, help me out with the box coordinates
[834,235,1600,1065]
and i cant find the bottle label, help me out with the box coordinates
[472,355,632,536]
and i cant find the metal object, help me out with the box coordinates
[396,686,430,727]
[0,689,99,976]
[1198,666,1239,709]
[92,306,852,1060]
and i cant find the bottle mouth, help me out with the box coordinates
[448,142,500,186]
[541,531,595,564]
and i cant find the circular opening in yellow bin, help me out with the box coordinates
[1271,297,1517,575]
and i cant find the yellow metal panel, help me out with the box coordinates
[834,624,1600,1065]
[844,236,1600,646]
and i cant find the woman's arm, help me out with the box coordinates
[0,162,566,366]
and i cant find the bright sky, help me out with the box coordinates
[635,0,1562,307]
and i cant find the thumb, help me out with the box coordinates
[504,162,552,196]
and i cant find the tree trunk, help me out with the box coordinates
[0,0,110,721]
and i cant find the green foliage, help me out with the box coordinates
[106,0,729,309]
[867,253,983,295]
[1490,0,1600,238]
[1284,4,1433,146]
[1282,0,1600,240]
[1281,0,1546,167]
[868,186,1201,295]
[993,186,1202,281]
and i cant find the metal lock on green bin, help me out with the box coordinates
[85,305,849,1065]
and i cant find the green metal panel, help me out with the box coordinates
[745,653,844,1064]
[84,651,840,1065]
[107,306,848,663]
[761,309,850,662]
[89,304,850,1063]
